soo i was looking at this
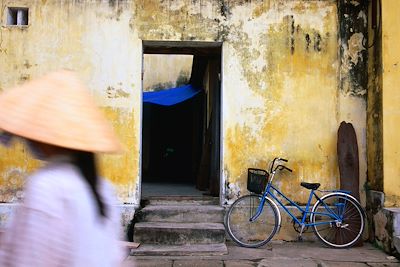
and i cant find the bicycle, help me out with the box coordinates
[224,157,365,248]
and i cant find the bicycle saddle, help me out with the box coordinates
[300,182,320,190]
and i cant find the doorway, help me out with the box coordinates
[141,41,222,198]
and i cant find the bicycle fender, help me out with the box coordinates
[265,196,282,234]
[319,192,362,206]
[310,192,364,220]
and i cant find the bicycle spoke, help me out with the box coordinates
[343,204,356,217]
[312,193,364,248]
[343,227,359,236]
[225,195,279,248]
[324,228,335,243]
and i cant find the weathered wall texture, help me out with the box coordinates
[0,0,368,207]
[222,0,367,205]
[381,0,400,207]
[0,142,41,202]
[335,0,368,204]
[143,54,192,91]
[0,0,141,204]
[223,1,341,203]
[367,0,383,193]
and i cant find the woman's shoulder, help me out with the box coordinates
[98,178,119,205]
[28,160,80,189]
[22,162,78,217]
[24,160,82,204]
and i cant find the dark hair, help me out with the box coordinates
[73,151,107,219]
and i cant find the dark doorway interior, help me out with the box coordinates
[141,41,222,197]
[142,92,203,184]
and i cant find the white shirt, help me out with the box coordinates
[0,156,123,266]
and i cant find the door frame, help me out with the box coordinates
[139,40,225,204]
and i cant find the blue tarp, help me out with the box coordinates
[143,84,201,106]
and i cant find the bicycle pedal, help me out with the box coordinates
[297,236,303,242]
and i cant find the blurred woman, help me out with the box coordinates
[0,71,123,266]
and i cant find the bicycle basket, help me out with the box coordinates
[247,168,269,194]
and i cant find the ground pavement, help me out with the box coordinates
[122,241,400,267]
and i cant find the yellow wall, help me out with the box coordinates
[0,0,141,204]
[220,1,366,204]
[0,0,368,206]
[143,54,192,92]
[382,0,400,207]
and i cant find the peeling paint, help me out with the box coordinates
[338,0,368,97]
[225,181,241,204]
[222,1,344,204]
[357,10,367,27]
[106,86,130,99]
[0,142,41,203]
[19,74,30,82]
[350,0,360,7]
[346,33,366,67]
[0,0,368,209]
[0,1,141,204]
[0,168,26,202]
[143,54,192,92]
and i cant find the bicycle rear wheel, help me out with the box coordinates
[311,193,364,248]
[224,194,279,248]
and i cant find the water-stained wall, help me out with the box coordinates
[367,0,383,193]
[381,0,400,207]
[0,0,368,207]
[143,54,192,91]
[0,0,142,204]
[219,0,367,204]
[336,0,368,204]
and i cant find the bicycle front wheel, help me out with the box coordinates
[311,193,365,248]
[224,194,279,248]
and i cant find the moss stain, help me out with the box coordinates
[338,0,368,97]
[222,1,339,202]
[100,107,138,202]
[0,0,367,206]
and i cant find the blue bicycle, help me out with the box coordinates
[224,157,365,248]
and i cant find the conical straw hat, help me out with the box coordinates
[0,70,123,153]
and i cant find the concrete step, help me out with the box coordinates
[383,207,400,254]
[133,222,226,245]
[130,243,228,256]
[391,209,400,254]
[136,205,224,223]
[141,196,219,206]
[394,236,400,254]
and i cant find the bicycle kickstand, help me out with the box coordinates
[297,224,305,242]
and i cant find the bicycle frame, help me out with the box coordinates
[250,166,352,229]
[225,158,365,249]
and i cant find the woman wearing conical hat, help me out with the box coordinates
[0,71,124,266]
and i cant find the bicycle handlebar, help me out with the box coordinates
[270,157,288,172]
[276,164,292,172]
[270,157,292,173]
